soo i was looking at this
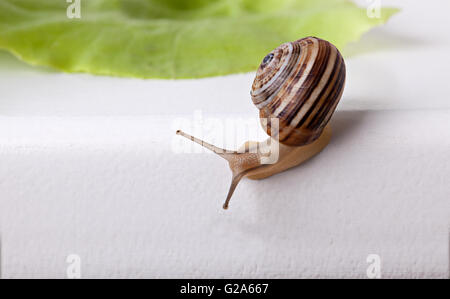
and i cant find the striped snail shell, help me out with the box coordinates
[177,37,346,210]
[251,36,346,146]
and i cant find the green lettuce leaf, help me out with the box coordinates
[0,0,398,79]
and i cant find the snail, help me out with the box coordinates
[177,36,346,210]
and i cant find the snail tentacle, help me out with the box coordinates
[176,130,263,209]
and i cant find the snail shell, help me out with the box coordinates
[251,36,346,146]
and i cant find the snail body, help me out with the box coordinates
[238,126,332,180]
[177,37,345,209]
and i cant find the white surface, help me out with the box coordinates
[0,0,450,278]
